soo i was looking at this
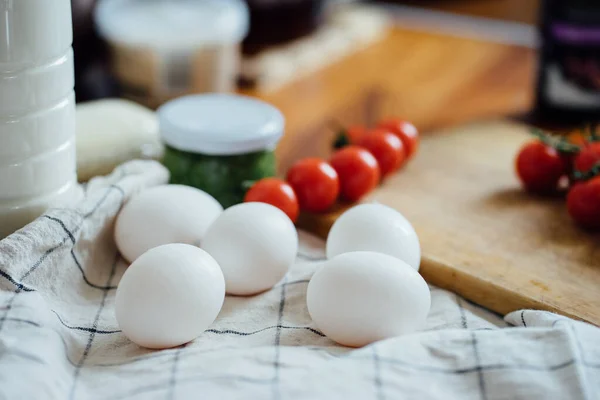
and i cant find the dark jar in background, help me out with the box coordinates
[71,0,119,102]
[242,0,326,55]
[535,0,600,124]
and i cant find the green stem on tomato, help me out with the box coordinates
[530,129,581,154]
[589,122,600,142]
[241,180,258,192]
[572,161,600,182]
[333,130,351,149]
[328,119,352,150]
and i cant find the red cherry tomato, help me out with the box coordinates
[567,176,600,230]
[244,178,300,223]
[329,146,380,202]
[358,128,406,176]
[345,125,368,144]
[286,158,340,213]
[377,119,419,159]
[516,141,568,194]
[334,125,367,149]
[574,142,600,174]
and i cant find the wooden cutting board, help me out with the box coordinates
[298,120,600,325]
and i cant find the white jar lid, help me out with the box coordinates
[158,94,285,156]
[0,0,73,67]
[95,0,249,50]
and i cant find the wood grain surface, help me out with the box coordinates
[380,0,541,25]
[298,121,600,325]
[243,27,536,172]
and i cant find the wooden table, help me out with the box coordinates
[243,27,536,172]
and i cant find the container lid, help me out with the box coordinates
[94,0,249,50]
[158,94,285,156]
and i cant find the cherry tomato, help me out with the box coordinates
[516,141,568,194]
[286,158,340,213]
[334,125,367,149]
[244,178,300,223]
[345,125,368,144]
[567,176,600,230]
[329,146,380,202]
[377,119,419,159]
[574,142,600,174]
[358,128,406,176]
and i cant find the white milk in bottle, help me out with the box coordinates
[0,0,80,238]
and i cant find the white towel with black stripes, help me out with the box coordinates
[0,160,598,400]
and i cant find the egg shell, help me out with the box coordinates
[326,203,421,271]
[115,184,223,263]
[307,251,431,347]
[202,202,298,296]
[115,243,225,349]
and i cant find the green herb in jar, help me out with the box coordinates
[163,146,276,208]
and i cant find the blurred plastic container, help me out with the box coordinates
[0,0,79,239]
[94,0,250,109]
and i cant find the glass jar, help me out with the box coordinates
[158,94,284,208]
[94,0,250,109]
[535,0,600,124]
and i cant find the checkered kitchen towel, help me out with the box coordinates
[0,160,599,400]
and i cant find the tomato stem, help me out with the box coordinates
[329,119,351,150]
[333,130,351,149]
[530,129,580,154]
[241,180,258,191]
[572,161,600,182]
[589,122,599,142]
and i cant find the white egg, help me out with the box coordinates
[115,184,223,262]
[326,203,421,271]
[307,251,430,347]
[202,202,298,296]
[115,244,225,349]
